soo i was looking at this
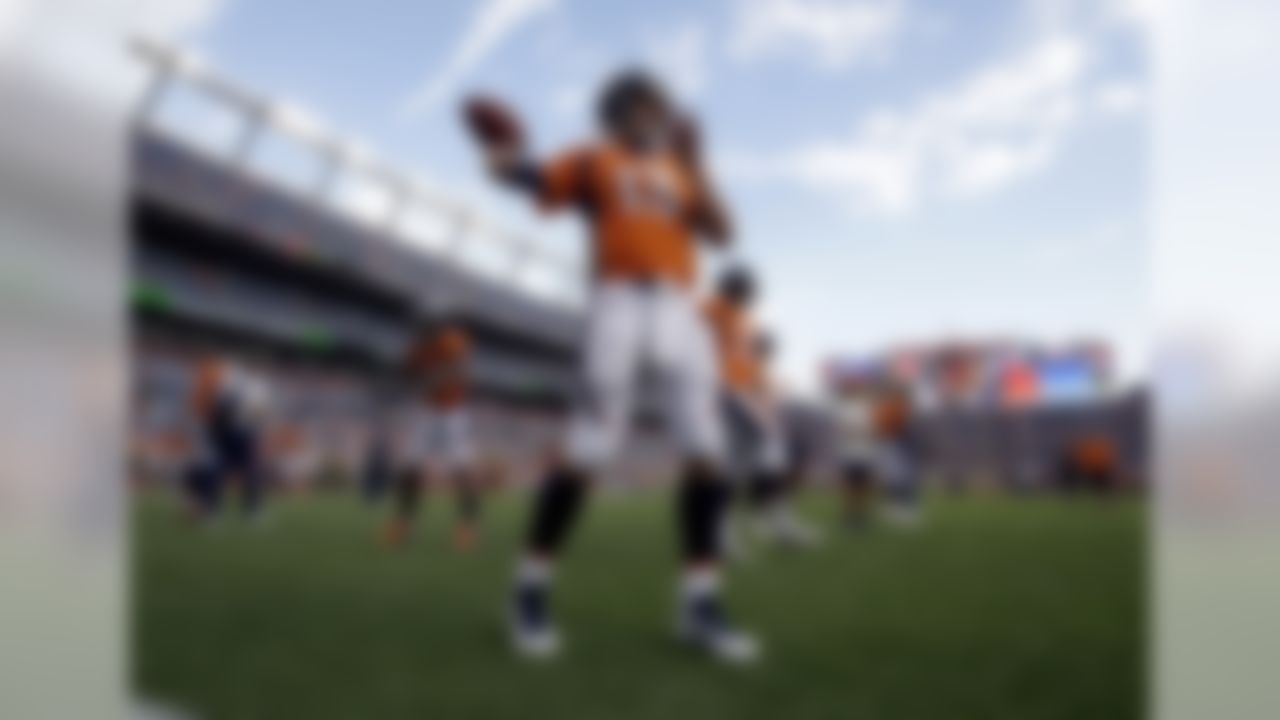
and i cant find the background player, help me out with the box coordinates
[831,373,878,530]
[463,70,758,663]
[704,267,818,551]
[751,330,823,545]
[184,354,271,524]
[383,313,482,551]
[875,378,925,527]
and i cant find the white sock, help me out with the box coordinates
[680,566,721,602]
[515,556,553,589]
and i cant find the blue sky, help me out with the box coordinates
[151,0,1149,393]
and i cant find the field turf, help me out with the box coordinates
[134,489,1144,719]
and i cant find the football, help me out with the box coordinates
[461,95,525,149]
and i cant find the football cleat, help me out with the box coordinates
[509,585,561,661]
[677,595,762,666]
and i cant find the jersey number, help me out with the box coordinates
[616,163,681,218]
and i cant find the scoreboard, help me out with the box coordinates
[825,340,1112,409]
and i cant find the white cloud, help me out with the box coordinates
[400,0,559,120]
[1095,79,1143,116]
[129,0,226,40]
[781,115,923,213]
[727,33,1103,214]
[1108,0,1164,28]
[646,22,709,101]
[729,0,907,71]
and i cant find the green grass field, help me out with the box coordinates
[134,490,1145,720]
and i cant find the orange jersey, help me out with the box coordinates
[409,327,471,409]
[703,296,764,393]
[539,142,702,287]
[1073,434,1117,474]
[873,392,911,439]
[190,358,224,420]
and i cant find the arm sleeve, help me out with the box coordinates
[502,158,545,196]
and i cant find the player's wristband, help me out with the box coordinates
[504,158,545,196]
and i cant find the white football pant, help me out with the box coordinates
[565,281,725,470]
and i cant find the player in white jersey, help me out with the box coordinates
[831,378,878,530]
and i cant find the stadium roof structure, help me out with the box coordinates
[128,36,581,312]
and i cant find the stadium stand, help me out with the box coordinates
[128,37,606,490]
[127,38,1146,495]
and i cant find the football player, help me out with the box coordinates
[463,70,757,663]
[704,267,818,550]
[185,354,270,523]
[830,374,878,530]
[1060,429,1121,493]
[874,379,924,527]
[383,313,482,551]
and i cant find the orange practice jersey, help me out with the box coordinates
[703,296,764,394]
[409,327,471,409]
[539,142,702,287]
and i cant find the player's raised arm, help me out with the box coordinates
[461,94,592,213]
[672,113,733,246]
